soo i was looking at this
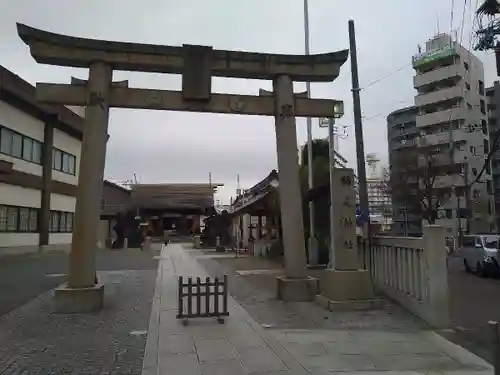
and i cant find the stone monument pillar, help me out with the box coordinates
[55,62,113,313]
[273,75,318,301]
[317,168,376,310]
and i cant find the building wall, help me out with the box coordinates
[0,99,81,248]
[487,82,500,230]
[388,33,495,236]
[387,106,421,236]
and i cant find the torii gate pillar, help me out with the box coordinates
[55,62,112,313]
[273,75,318,301]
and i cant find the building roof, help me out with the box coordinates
[130,183,221,210]
[0,65,83,139]
[103,180,131,195]
[232,170,278,207]
[387,106,417,121]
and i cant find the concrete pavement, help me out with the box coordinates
[143,243,494,374]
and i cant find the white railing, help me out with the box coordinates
[358,225,449,328]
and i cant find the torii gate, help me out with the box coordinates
[17,23,347,312]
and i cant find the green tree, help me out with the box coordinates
[300,139,332,263]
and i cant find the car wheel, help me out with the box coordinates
[464,259,472,273]
[477,262,487,278]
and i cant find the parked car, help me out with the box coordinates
[459,234,500,277]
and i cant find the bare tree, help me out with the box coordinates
[386,147,453,225]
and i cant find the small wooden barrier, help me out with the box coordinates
[177,275,229,324]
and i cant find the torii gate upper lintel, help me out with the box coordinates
[16,23,348,312]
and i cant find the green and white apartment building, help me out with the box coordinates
[0,66,84,250]
[388,33,495,236]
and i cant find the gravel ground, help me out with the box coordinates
[0,247,160,374]
[191,248,427,332]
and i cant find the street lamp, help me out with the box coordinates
[319,102,345,269]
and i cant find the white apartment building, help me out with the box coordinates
[412,33,495,235]
[0,66,83,249]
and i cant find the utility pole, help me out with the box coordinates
[328,118,337,268]
[349,20,370,238]
[303,0,318,265]
[133,173,140,218]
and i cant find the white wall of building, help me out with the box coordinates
[51,193,76,212]
[0,101,44,176]
[0,183,41,208]
[0,99,82,249]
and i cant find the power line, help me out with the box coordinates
[360,63,413,91]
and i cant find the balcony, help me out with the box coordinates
[415,86,462,107]
[433,175,465,189]
[391,138,416,150]
[417,129,467,148]
[414,65,463,88]
[416,107,465,127]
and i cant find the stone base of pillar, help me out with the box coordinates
[315,294,384,311]
[276,276,319,302]
[54,284,104,313]
[319,269,374,301]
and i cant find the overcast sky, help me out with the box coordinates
[0,0,497,203]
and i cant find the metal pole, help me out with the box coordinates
[328,119,336,268]
[349,20,370,239]
[489,320,500,375]
[304,0,317,265]
[404,202,408,236]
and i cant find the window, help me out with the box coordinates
[65,212,73,232]
[49,210,74,233]
[68,154,76,175]
[470,146,476,154]
[445,209,453,219]
[22,138,33,161]
[481,100,486,114]
[18,207,30,232]
[28,209,38,232]
[52,148,76,175]
[482,119,488,134]
[11,133,22,158]
[0,127,12,154]
[50,211,59,233]
[485,139,490,154]
[490,117,498,126]
[32,141,42,163]
[468,103,473,110]
[0,126,43,164]
[0,205,39,233]
[52,149,62,171]
[464,61,469,70]
[479,80,485,95]
[6,206,18,232]
[0,206,7,232]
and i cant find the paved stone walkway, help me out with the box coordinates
[143,243,494,374]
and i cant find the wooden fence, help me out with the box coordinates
[177,275,229,324]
